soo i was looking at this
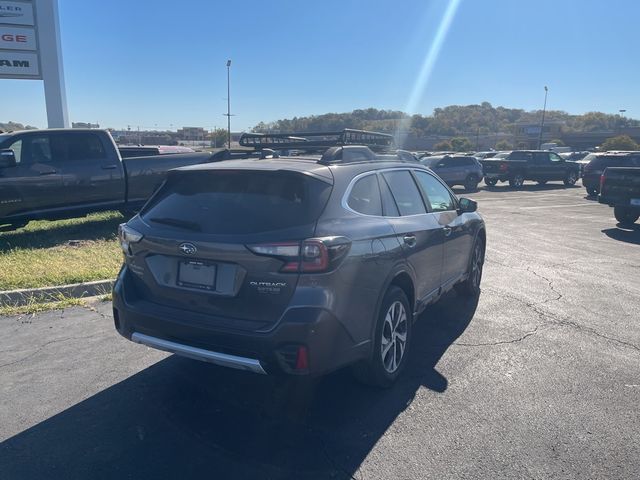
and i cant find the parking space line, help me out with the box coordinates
[519,203,599,210]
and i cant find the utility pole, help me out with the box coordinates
[225,60,232,149]
[537,86,548,149]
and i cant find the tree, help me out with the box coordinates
[433,140,452,151]
[495,140,512,150]
[600,135,639,151]
[211,128,229,148]
[549,138,565,146]
[450,137,473,152]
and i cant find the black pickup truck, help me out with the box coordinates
[0,129,215,230]
[598,167,640,226]
[481,150,580,188]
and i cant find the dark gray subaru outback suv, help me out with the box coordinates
[113,134,486,387]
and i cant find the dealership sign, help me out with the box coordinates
[0,0,40,79]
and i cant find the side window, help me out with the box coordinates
[381,170,426,216]
[12,136,52,164]
[510,151,533,161]
[533,152,549,164]
[414,171,456,212]
[549,153,563,162]
[7,139,23,163]
[66,134,106,161]
[378,173,400,217]
[347,174,382,216]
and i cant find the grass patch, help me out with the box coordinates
[0,211,124,290]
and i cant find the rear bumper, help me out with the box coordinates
[599,195,640,210]
[112,267,367,376]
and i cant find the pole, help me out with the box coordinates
[226,60,231,149]
[36,0,70,128]
[538,86,548,149]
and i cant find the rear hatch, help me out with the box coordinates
[125,168,333,331]
[601,167,640,200]
[480,153,512,174]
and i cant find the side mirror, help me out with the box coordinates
[0,149,17,168]
[458,197,477,213]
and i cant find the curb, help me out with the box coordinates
[0,279,115,307]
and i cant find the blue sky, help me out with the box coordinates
[2,0,638,130]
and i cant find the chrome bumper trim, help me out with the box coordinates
[131,332,267,375]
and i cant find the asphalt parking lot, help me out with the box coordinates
[1,182,639,479]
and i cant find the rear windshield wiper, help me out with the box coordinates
[148,217,202,231]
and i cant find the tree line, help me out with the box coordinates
[252,103,638,139]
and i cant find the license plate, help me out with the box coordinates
[631,198,640,206]
[177,261,216,290]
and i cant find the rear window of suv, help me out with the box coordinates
[588,155,639,170]
[141,170,332,235]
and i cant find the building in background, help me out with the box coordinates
[177,127,206,141]
[72,122,99,129]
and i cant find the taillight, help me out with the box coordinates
[600,172,606,193]
[247,237,351,273]
[118,223,143,256]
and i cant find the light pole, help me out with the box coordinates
[225,60,232,149]
[538,86,548,149]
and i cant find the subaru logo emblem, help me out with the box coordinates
[179,243,197,255]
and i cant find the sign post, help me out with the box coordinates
[0,0,69,128]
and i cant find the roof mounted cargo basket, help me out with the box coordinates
[239,129,394,153]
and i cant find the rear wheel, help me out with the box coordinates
[352,286,411,388]
[464,174,479,192]
[484,177,498,187]
[564,171,578,186]
[455,236,485,297]
[614,206,640,226]
[509,173,525,189]
[586,187,598,197]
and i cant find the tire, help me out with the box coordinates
[586,187,598,197]
[614,206,640,226]
[352,286,412,388]
[455,236,485,297]
[563,171,578,186]
[509,173,525,189]
[484,177,498,187]
[464,174,479,192]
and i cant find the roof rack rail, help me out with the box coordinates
[239,129,394,153]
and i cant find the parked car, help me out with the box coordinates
[420,154,484,191]
[0,129,216,230]
[582,152,640,197]
[481,150,580,188]
[598,167,640,226]
[113,145,486,387]
[474,151,499,160]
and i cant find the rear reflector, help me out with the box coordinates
[295,346,309,371]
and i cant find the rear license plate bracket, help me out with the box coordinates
[177,260,216,291]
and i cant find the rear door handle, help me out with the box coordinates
[403,235,417,247]
[101,164,118,170]
[39,169,57,176]
[443,227,452,237]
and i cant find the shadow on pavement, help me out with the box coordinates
[602,225,640,245]
[0,213,123,252]
[0,292,478,480]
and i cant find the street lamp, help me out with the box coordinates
[225,59,232,149]
[538,86,548,149]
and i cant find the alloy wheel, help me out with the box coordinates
[471,242,484,289]
[381,301,408,373]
